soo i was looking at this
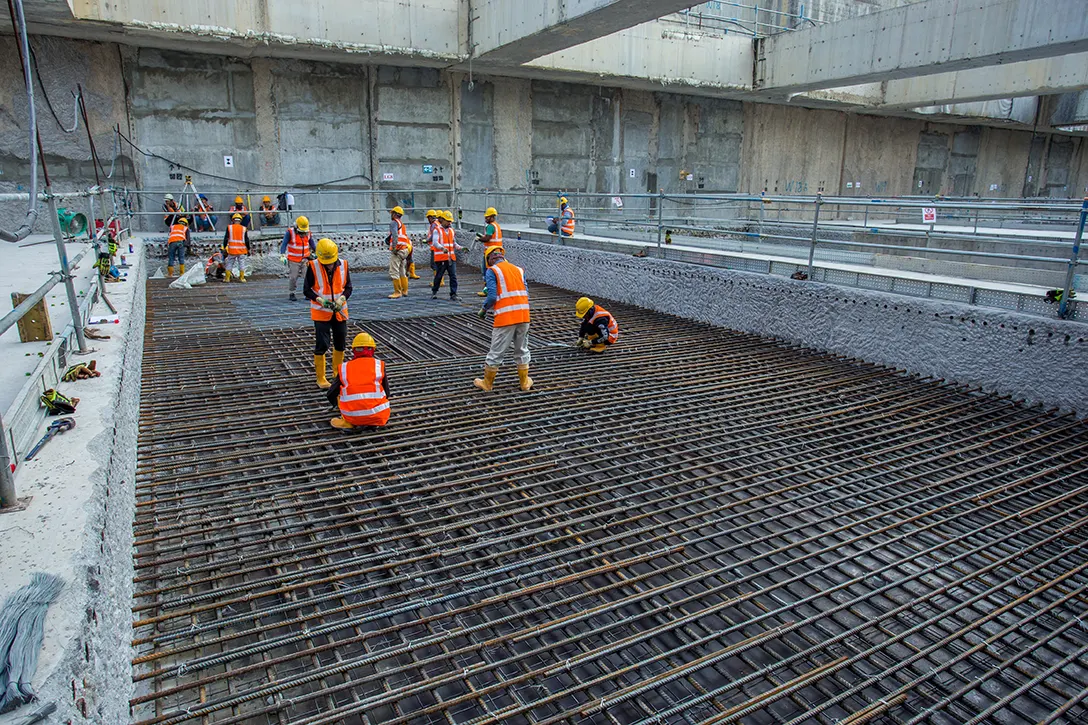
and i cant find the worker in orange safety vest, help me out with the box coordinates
[305,238,352,390]
[221,213,250,282]
[387,206,412,299]
[574,297,619,352]
[166,217,190,277]
[327,332,390,429]
[279,215,315,301]
[474,245,532,393]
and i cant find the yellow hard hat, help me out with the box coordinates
[391,206,404,216]
[352,332,376,349]
[485,207,498,218]
[575,297,594,318]
[177,217,189,226]
[316,238,338,264]
[262,195,271,203]
[235,196,244,204]
[484,245,505,262]
[560,197,569,205]
[426,209,437,218]
[295,215,310,232]
[231,213,243,222]
[442,210,454,222]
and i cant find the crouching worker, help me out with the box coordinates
[327,332,390,430]
[575,297,619,352]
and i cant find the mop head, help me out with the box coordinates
[0,573,64,713]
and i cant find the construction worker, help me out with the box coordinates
[166,217,190,277]
[279,215,315,301]
[387,206,411,299]
[547,197,575,237]
[162,194,184,229]
[193,194,217,232]
[229,196,250,227]
[259,195,280,226]
[305,238,352,390]
[425,210,442,287]
[575,297,619,352]
[221,213,251,282]
[405,212,421,280]
[431,210,465,301]
[327,332,390,429]
[475,207,503,297]
[474,245,532,393]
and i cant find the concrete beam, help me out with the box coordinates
[471,0,703,65]
[757,0,1088,94]
[514,20,753,96]
[880,53,1088,110]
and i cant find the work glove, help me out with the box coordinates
[477,308,487,320]
[280,255,288,266]
[333,296,346,312]
[317,296,329,309]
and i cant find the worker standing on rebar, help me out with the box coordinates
[327,332,390,429]
[166,216,190,277]
[279,215,315,301]
[425,209,442,288]
[474,245,532,392]
[305,238,352,389]
[547,197,575,237]
[387,206,411,299]
[162,193,184,229]
[259,195,280,226]
[574,297,619,352]
[229,196,250,228]
[431,210,465,301]
[474,207,503,297]
[221,213,250,283]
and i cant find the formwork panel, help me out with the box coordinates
[130,273,1088,725]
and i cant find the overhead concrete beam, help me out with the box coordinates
[880,53,1088,110]
[756,0,1088,95]
[515,20,753,96]
[471,0,703,65]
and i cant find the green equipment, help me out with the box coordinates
[56,207,88,237]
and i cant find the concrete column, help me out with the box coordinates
[251,58,282,186]
[493,78,532,191]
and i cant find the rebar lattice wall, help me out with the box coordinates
[130,272,1088,725]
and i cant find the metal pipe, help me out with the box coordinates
[45,188,88,353]
[1058,197,1088,318]
[806,192,821,277]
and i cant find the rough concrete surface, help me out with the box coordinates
[0,240,146,725]
[508,240,1088,415]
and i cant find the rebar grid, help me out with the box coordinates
[130,273,1088,725]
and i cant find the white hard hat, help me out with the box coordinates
[164,193,174,201]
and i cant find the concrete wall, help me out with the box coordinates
[4,34,1088,237]
[510,239,1088,415]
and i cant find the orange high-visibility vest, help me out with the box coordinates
[390,219,410,252]
[490,222,503,244]
[338,358,390,426]
[226,224,247,255]
[443,227,458,262]
[431,226,449,262]
[285,229,312,263]
[490,260,530,327]
[167,224,187,244]
[310,259,349,322]
[590,305,619,344]
[561,208,575,235]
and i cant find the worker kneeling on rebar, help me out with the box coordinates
[574,297,619,352]
[474,245,533,393]
[327,333,390,430]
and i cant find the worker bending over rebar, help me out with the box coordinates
[305,239,352,390]
[575,297,619,352]
[327,333,391,430]
[474,245,532,393]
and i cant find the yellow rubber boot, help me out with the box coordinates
[167,266,175,277]
[388,278,402,299]
[473,366,498,392]
[330,416,355,430]
[332,349,345,376]
[224,271,232,283]
[180,264,186,274]
[517,364,534,392]
[476,289,487,297]
[315,355,331,389]
[400,276,410,297]
[239,270,247,283]
[408,263,421,280]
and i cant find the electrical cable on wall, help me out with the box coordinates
[0,0,41,243]
[28,41,80,134]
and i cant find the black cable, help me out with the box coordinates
[115,129,372,188]
[27,40,79,134]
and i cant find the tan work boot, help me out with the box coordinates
[180,263,186,274]
[315,355,331,389]
[473,366,498,392]
[517,364,533,392]
[239,270,247,283]
[330,416,354,430]
[224,271,232,283]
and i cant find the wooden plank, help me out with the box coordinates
[12,292,53,343]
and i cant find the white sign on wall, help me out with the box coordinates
[223,155,234,168]
[922,207,937,224]
[629,169,636,178]
[382,172,394,182]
